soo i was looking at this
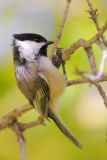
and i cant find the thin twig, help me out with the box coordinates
[12,121,26,160]
[84,47,97,74]
[94,83,107,107]
[0,104,45,131]
[86,0,107,81]
[87,0,107,46]
[20,116,45,131]
[49,0,72,59]
[66,75,107,86]
[88,49,107,80]
[0,103,32,130]
[62,21,107,60]
[83,47,107,107]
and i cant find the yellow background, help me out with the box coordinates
[0,0,107,159]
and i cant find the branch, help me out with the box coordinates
[86,0,107,81]
[12,121,26,160]
[84,47,97,74]
[0,104,45,131]
[87,48,107,81]
[49,0,72,59]
[87,0,107,46]
[81,47,107,107]
[19,116,45,131]
[62,21,107,60]
[0,103,32,130]
[66,74,107,86]
[0,103,44,160]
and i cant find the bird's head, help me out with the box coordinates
[13,33,53,63]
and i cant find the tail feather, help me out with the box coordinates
[48,109,82,149]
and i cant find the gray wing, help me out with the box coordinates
[33,76,50,118]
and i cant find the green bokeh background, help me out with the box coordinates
[0,0,107,159]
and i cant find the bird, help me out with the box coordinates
[12,33,82,148]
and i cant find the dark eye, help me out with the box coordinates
[34,39,40,42]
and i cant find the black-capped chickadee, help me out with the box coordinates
[12,33,82,148]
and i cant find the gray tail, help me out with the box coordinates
[48,108,82,149]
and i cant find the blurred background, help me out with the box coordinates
[0,0,107,159]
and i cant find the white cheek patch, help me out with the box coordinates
[16,40,45,61]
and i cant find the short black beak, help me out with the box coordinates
[13,34,20,39]
[46,41,54,45]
